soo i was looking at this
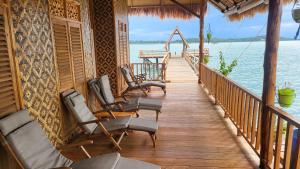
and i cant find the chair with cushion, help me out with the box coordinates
[121,65,166,96]
[0,109,160,169]
[61,89,158,150]
[90,75,162,121]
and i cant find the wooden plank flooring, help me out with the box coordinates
[166,57,198,83]
[65,58,259,169]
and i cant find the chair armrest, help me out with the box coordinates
[78,119,101,126]
[61,140,94,150]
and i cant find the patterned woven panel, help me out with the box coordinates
[66,1,80,21]
[49,0,65,18]
[81,0,95,80]
[10,0,64,145]
[92,0,118,95]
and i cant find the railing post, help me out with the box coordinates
[198,0,207,84]
[260,0,283,168]
[162,63,166,81]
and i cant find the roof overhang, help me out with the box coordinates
[128,0,294,21]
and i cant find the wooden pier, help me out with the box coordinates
[166,57,198,83]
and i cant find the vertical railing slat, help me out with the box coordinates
[283,123,294,169]
[274,117,283,169]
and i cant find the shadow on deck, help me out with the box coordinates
[65,58,260,169]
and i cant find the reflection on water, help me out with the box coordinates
[130,41,300,118]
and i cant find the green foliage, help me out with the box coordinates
[204,55,209,64]
[218,51,238,76]
[207,33,212,43]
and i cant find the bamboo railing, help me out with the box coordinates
[131,51,170,81]
[183,48,209,75]
[201,63,300,169]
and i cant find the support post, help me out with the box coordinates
[198,0,207,84]
[260,0,283,168]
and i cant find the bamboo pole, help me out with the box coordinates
[198,0,207,84]
[260,0,283,168]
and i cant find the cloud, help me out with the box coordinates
[281,22,298,28]
[248,25,263,30]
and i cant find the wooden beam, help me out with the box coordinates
[170,0,200,19]
[260,0,283,168]
[198,0,207,83]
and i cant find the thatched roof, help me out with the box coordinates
[128,0,204,20]
[128,0,294,21]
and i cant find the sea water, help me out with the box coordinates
[130,41,300,118]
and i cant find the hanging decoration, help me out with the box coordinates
[277,82,296,108]
[206,24,212,43]
[292,0,300,39]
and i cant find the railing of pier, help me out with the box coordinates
[131,51,170,81]
[183,48,209,75]
[201,63,300,169]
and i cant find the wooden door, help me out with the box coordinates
[52,19,74,92]
[68,22,86,97]
[0,7,20,117]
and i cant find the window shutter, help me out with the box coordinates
[52,19,74,92]
[68,23,86,97]
[0,8,20,117]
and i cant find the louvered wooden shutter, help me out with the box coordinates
[68,22,86,97]
[0,7,20,117]
[52,19,74,92]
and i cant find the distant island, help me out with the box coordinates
[130,36,297,44]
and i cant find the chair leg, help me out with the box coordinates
[149,132,156,148]
[136,111,140,118]
[156,110,160,121]
[141,88,148,95]
[162,87,166,94]
[97,122,122,151]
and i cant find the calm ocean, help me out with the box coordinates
[130,41,300,118]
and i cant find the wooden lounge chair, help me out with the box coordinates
[61,89,158,150]
[120,65,166,96]
[0,109,161,169]
[89,75,162,121]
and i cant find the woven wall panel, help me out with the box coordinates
[92,0,129,95]
[81,0,95,80]
[10,0,64,145]
[93,0,117,95]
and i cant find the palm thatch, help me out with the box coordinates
[129,4,202,20]
[227,0,294,21]
[128,0,295,21]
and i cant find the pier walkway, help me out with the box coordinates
[66,57,259,169]
[166,57,198,83]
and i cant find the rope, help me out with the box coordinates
[295,25,300,39]
[237,23,266,59]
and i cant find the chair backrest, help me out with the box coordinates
[121,66,136,87]
[98,75,116,105]
[0,110,73,169]
[88,79,107,107]
[62,89,97,134]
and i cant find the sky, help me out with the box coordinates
[129,3,299,41]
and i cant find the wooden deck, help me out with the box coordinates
[65,58,259,169]
[166,57,198,83]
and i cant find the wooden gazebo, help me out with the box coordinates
[164,27,190,54]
